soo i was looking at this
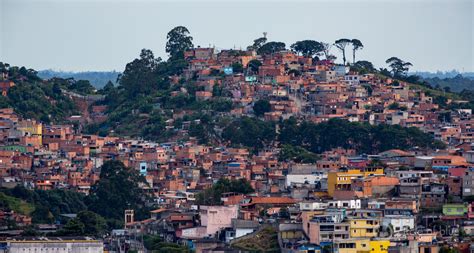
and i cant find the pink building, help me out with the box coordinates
[200,205,238,236]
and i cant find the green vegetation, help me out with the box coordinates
[386,57,412,78]
[87,160,150,226]
[350,39,363,63]
[1,186,87,223]
[0,63,78,123]
[166,26,194,60]
[0,192,35,215]
[222,117,276,151]
[57,211,106,237]
[0,160,149,230]
[334,38,352,65]
[351,60,375,74]
[221,117,445,154]
[423,74,474,92]
[290,40,324,58]
[144,235,191,253]
[257,41,286,55]
[279,144,319,163]
[247,36,267,51]
[439,247,460,253]
[195,178,254,205]
[253,99,271,116]
[231,226,280,253]
[49,77,96,95]
[279,118,446,154]
[247,59,262,73]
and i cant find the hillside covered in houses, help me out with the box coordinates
[0,26,474,252]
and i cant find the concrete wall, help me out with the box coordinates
[7,241,103,253]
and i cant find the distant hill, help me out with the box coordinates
[38,70,120,89]
[421,74,474,92]
[411,70,474,79]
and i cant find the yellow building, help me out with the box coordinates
[349,218,380,238]
[17,119,43,145]
[327,168,384,196]
[369,240,390,253]
[333,239,389,253]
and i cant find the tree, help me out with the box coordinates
[70,80,95,94]
[253,99,271,116]
[31,206,54,224]
[278,207,290,219]
[385,57,413,78]
[61,218,85,235]
[76,211,107,236]
[439,247,459,253]
[278,118,446,154]
[352,60,375,74]
[143,235,191,253]
[88,160,150,227]
[247,59,262,73]
[288,69,301,77]
[210,98,233,112]
[165,26,194,59]
[257,42,286,55]
[101,80,115,94]
[247,37,267,51]
[321,42,333,60]
[388,102,400,110]
[222,117,276,150]
[334,39,352,65]
[118,49,162,96]
[290,40,324,58]
[58,211,106,236]
[351,39,363,64]
[231,62,244,73]
[279,144,319,163]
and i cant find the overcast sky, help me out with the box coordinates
[1,0,473,72]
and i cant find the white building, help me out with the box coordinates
[344,74,360,85]
[3,239,103,253]
[327,199,361,209]
[286,165,326,187]
[299,201,329,211]
[382,215,415,234]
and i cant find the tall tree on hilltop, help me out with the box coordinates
[118,49,162,96]
[290,40,324,58]
[386,57,413,78]
[334,38,352,65]
[166,26,194,60]
[353,60,375,74]
[351,39,364,64]
[247,36,268,51]
[257,41,286,55]
[321,42,333,60]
